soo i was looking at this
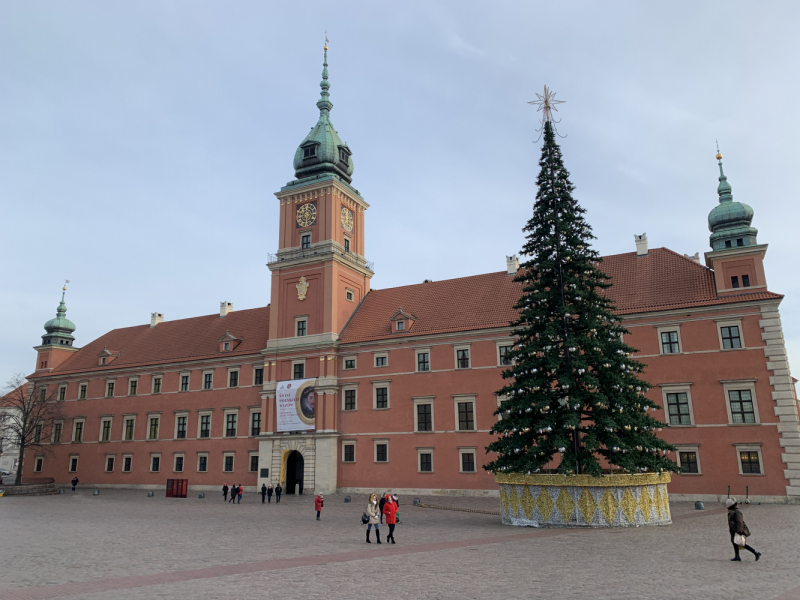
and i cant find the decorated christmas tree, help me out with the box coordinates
[485,88,677,477]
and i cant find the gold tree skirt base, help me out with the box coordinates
[495,472,672,527]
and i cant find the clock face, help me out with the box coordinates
[296,203,317,228]
[341,207,354,232]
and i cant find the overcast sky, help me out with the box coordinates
[2,1,799,383]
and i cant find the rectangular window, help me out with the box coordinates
[417,404,432,432]
[458,402,475,431]
[396,320,404,331]
[101,420,111,442]
[69,457,78,472]
[34,457,43,472]
[106,382,115,397]
[419,452,432,472]
[254,368,264,386]
[151,455,160,472]
[343,444,355,462]
[223,342,230,351]
[73,421,84,443]
[34,423,42,443]
[225,414,237,437]
[200,415,211,438]
[59,386,66,401]
[40,388,47,402]
[375,443,388,462]
[229,371,238,387]
[461,451,476,473]
[303,145,315,158]
[251,412,261,436]
[250,455,259,472]
[731,276,740,289]
[721,326,742,349]
[293,363,305,379]
[739,451,761,474]
[124,418,135,441]
[729,390,756,423]
[499,345,513,366]
[660,331,680,354]
[666,392,691,425]
[679,451,699,474]
[148,417,159,440]
[375,387,388,409]
[344,389,356,411]
[129,380,138,396]
[346,290,354,302]
[301,233,311,249]
[180,375,189,392]
[153,377,162,394]
[417,352,430,372]
[176,416,187,439]
[344,238,350,253]
[375,355,387,367]
[79,384,87,400]
[198,455,208,472]
[105,456,114,472]
[224,455,234,472]
[742,274,751,287]
[174,456,184,473]
[123,456,132,472]
[456,349,470,369]
[204,373,213,390]
[344,359,356,370]
[52,422,62,443]
[296,320,307,337]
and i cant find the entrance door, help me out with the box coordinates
[285,450,304,495]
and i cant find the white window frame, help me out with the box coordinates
[68,455,79,472]
[417,447,434,473]
[496,394,509,421]
[458,447,478,473]
[395,320,405,331]
[656,325,683,355]
[223,409,239,438]
[734,444,764,476]
[34,456,44,472]
[51,420,64,443]
[105,379,116,397]
[716,319,745,350]
[414,347,431,372]
[99,417,113,442]
[197,452,209,472]
[222,452,235,473]
[343,355,357,370]
[372,381,391,410]
[292,359,306,380]
[150,453,161,473]
[151,375,163,394]
[674,444,702,475]
[173,453,185,473]
[454,344,472,369]
[496,342,514,366]
[78,381,88,400]
[122,454,133,473]
[373,439,389,463]
[203,370,214,390]
[198,411,212,439]
[342,385,358,411]
[227,368,240,388]
[453,394,477,431]
[722,380,760,425]
[179,372,190,392]
[72,418,85,443]
[146,414,161,440]
[373,352,388,368]
[104,454,115,473]
[660,383,695,427]
[342,440,356,463]
[58,384,67,402]
[128,378,138,396]
[174,411,189,439]
[413,396,435,432]
[122,415,136,441]
[295,316,308,338]
[253,365,265,386]
[345,288,355,303]
[248,451,259,472]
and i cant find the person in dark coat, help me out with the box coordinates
[379,494,387,524]
[267,484,273,503]
[297,477,303,495]
[260,484,267,504]
[222,483,229,502]
[229,484,237,503]
[71,477,79,491]
[727,498,760,561]
[275,483,282,503]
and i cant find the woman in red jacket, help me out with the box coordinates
[315,493,324,521]
[382,495,398,544]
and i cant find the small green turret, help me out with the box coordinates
[41,284,76,347]
[708,151,758,250]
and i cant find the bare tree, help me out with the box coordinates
[1,373,65,485]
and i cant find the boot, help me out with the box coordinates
[366,530,371,544]
[390,535,396,545]
[376,530,382,544]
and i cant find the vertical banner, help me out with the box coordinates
[276,379,316,432]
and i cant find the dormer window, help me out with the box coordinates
[396,321,405,331]
[339,148,348,163]
[736,238,744,246]
[223,342,230,351]
[101,357,106,365]
[303,145,317,159]
[725,240,732,248]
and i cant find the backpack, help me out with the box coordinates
[361,513,369,525]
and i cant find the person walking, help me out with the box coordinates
[222,483,229,502]
[393,494,401,524]
[267,484,273,503]
[275,483,282,503]
[261,483,267,504]
[71,477,79,492]
[727,498,761,562]
[365,493,382,544]
[315,493,324,520]
[229,484,237,504]
[237,484,243,504]
[297,477,304,495]
[379,493,387,524]
[383,494,398,544]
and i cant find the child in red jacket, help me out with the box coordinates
[382,495,398,544]
[315,493,324,520]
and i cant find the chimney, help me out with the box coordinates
[634,233,648,257]
[684,252,701,264]
[150,312,164,327]
[220,301,233,317]
[506,255,519,276]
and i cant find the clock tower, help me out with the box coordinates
[258,44,374,494]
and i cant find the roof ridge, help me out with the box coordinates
[100,305,270,335]
[659,247,712,271]
[369,270,509,294]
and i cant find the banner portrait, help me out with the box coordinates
[276,378,316,432]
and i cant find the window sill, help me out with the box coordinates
[677,472,702,476]
[342,408,357,412]
[738,473,765,477]
[666,424,695,428]
[415,370,431,374]
[373,407,390,411]
[728,422,760,426]
[659,352,683,356]
[720,347,745,351]
[459,471,478,474]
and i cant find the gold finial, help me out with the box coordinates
[715,139,722,161]
[324,31,328,51]
[62,279,70,291]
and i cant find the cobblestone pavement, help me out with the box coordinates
[0,490,798,600]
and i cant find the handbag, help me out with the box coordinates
[361,513,369,525]
[743,523,751,537]
[733,533,746,548]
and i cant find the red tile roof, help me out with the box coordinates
[339,248,782,343]
[47,306,270,376]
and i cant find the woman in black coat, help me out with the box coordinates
[222,484,229,502]
[260,484,267,504]
[726,498,761,561]
[275,483,282,503]
[267,484,273,503]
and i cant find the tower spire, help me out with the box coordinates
[716,144,733,203]
[41,280,76,347]
[317,35,332,116]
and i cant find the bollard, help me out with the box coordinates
[147,491,154,498]
[93,490,100,496]
[58,489,65,494]
[413,498,421,506]
[344,495,351,503]
[198,492,205,499]
[695,501,704,510]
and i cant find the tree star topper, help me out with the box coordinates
[528,85,566,139]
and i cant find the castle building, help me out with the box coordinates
[22,50,800,503]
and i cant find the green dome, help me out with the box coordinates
[708,201,754,231]
[41,289,76,346]
[707,156,758,251]
[292,48,354,184]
